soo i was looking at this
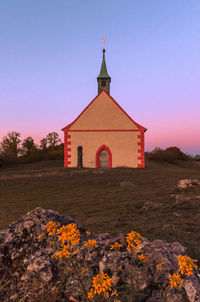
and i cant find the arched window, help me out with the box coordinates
[77,146,83,169]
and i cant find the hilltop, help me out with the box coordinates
[0,159,200,264]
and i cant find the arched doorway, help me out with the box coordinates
[99,149,109,168]
[96,145,112,168]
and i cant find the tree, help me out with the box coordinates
[164,147,189,161]
[46,132,61,150]
[0,132,21,161]
[40,138,48,152]
[21,137,37,157]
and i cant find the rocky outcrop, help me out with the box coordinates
[0,208,199,302]
[177,179,200,190]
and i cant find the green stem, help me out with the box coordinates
[69,255,89,302]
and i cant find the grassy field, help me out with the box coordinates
[0,159,200,262]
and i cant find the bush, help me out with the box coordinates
[194,154,200,161]
[148,146,191,163]
[0,153,19,166]
[148,147,165,162]
[46,149,64,160]
[0,155,4,167]
[20,149,45,164]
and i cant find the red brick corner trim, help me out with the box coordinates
[137,132,145,168]
[64,131,71,167]
[96,144,112,168]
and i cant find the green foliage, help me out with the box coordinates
[0,132,21,164]
[46,132,61,151]
[46,149,64,160]
[40,133,63,160]
[21,136,36,154]
[147,146,192,163]
[21,136,37,158]
[40,138,48,152]
[0,131,64,166]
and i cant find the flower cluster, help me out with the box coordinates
[46,221,58,237]
[110,242,123,251]
[177,255,197,276]
[56,223,80,248]
[45,222,81,259]
[52,245,70,259]
[126,231,142,252]
[168,273,183,288]
[88,272,113,299]
[84,240,98,249]
[168,255,197,288]
[125,230,148,264]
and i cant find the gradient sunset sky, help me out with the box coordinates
[1,1,200,155]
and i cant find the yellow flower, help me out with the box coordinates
[49,241,54,245]
[81,267,88,273]
[126,230,142,252]
[86,231,91,237]
[111,290,118,296]
[156,263,163,271]
[88,288,94,299]
[110,242,123,251]
[177,255,198,276]
[56,223,80,248]
[46,221,58,237]
[38,233,45,240]
[88,272,113,298]
[84,240,98,248]
[52,245,71,259]
[138,253,148,262]
[133,246,141,254]
[168,273,183,288]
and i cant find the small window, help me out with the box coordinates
[101,80,106,87]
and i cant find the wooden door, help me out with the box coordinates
[99,149,109,168]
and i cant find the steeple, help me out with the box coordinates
[97,48,111,94]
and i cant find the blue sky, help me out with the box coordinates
[1,0,200,154]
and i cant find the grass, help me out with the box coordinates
[0,159,200,262]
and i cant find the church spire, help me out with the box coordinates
[97,48,111,94]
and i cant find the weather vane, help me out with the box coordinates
[102,36,106,49]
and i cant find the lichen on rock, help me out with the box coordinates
[0,207,199,302]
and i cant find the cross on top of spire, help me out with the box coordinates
[102,36,106,50]
[97,37,111,94]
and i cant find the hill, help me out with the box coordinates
[0,159,200,263]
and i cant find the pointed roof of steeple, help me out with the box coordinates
[97,49,111,79]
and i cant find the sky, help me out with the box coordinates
[0,0,200,155]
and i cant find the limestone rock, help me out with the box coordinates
[178,179,200,190]
[0,207,199,302]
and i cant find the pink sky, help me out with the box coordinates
[1,1,200,155]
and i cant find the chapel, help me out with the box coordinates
[62,48,147,168]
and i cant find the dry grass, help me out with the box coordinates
[0,159,200,262]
